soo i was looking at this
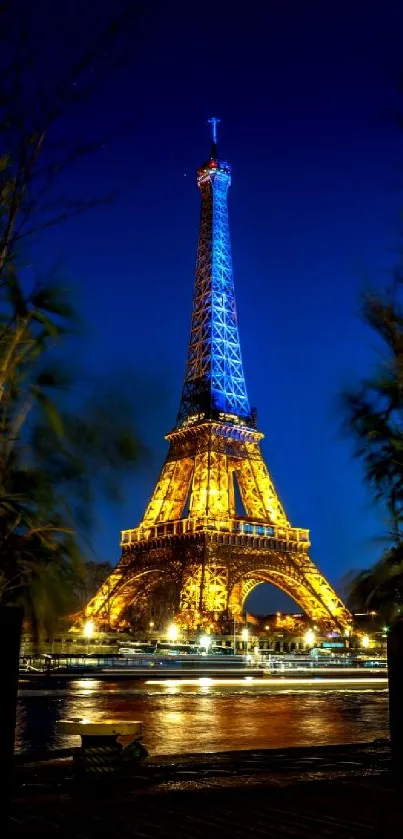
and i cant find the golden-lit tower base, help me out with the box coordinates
[85,419,351,632]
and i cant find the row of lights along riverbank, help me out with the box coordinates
[76,618,385,656]
[165,624,373,651]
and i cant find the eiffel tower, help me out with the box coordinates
[86,119,351,633]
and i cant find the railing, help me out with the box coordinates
[121,517,310,546]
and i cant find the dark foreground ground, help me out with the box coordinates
[10,741,403,838]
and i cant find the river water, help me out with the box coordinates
[16,678,389,755]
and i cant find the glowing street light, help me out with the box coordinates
[361,634,370,649]
[83,620,94,639]
[167,623,178,642]
[83,619,95,655]
[304,629,316,647]
[149,620,155,631]
[241,627,251,663]
[199,635,211,651]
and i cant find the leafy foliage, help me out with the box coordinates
[0,5,147,635]
[343,291,403,620]
[0,277,145,634]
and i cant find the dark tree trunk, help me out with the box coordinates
[387,618,403,774]
[0,606,23,830]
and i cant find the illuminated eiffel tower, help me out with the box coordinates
[86,119,351,633]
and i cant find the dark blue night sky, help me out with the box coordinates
[33,0,403,612]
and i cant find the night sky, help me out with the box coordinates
[32,0,403,613]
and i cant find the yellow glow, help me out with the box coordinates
[167,623,179,642]
[199,635,211,649]
[83,620,95,639]
[361,634,370,649]
[149,621,155,629]
[304,629,316,646]
[241,627,249,642]
[146,677,388,687]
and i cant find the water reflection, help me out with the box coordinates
[16,679,389,755]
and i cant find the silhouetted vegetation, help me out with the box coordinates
[0,3,146,634]
[343,291,403,622]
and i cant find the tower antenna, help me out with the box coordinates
[208,116,220,146]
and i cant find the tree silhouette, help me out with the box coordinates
[343,291,403,621]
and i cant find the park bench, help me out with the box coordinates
[57,718,146,781]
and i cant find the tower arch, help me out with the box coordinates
[229,570,324,620]
[86,565,182,628]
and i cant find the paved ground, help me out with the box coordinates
[10,776,403,838]
[9,742,403,838]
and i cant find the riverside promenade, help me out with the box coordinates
[10,741,402,838]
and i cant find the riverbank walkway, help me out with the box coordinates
[10,741,402,837]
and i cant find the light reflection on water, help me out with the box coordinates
[16,679,389,755]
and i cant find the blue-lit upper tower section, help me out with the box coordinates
[176,119,253,429]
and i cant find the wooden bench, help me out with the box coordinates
[57,719,145,781]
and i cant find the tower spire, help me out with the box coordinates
[176,121,252,428]
[208,116,220,157]
[208,116,220,144]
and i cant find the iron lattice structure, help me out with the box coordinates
[177,143,252,426]
[86,124,351,633]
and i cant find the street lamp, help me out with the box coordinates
[199,634,211,652]
[241,627,249,653]
[361,634,370,649]
[83,619,94,655]
[304,629,316,648]
[167,623,178,642]
[149,620,155,633]
[83,620,94,639]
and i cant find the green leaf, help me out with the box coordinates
[36,393,64,438]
